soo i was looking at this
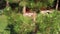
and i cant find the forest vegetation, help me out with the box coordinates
[0,0,60,34]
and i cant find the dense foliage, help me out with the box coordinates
[0,0,60,34]
[0,10,60,34]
